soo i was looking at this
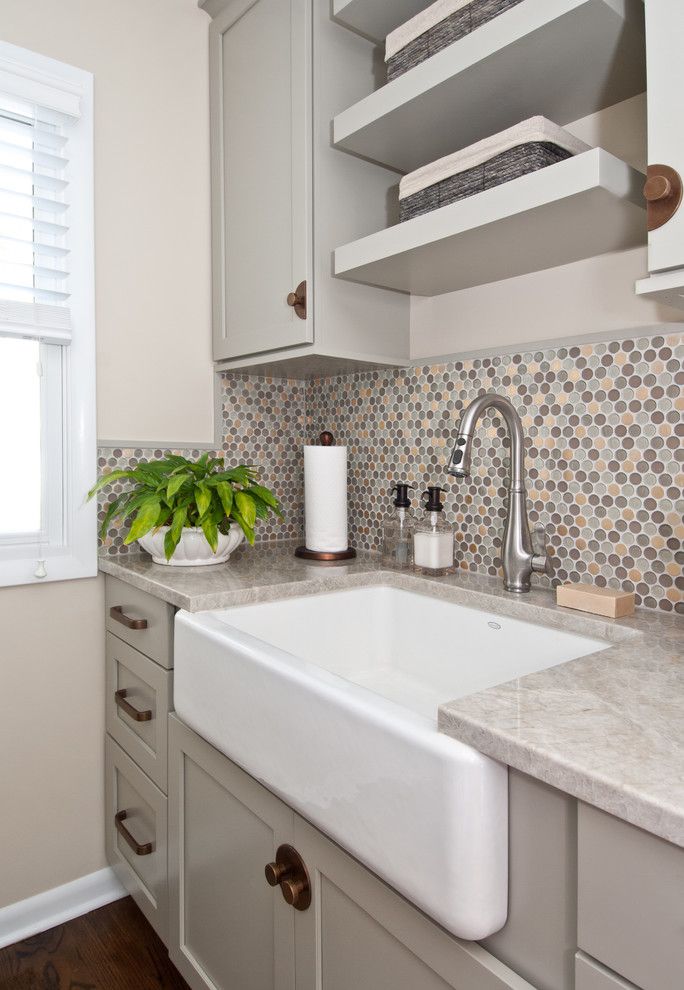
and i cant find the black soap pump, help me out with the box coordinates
[414,486,455,575]
[381,482,415,568]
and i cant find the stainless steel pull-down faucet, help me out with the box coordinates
[447,392,549,593]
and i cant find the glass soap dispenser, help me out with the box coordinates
[414,486,455,575]
[381,483,415,568]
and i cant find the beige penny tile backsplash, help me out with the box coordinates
[307,332,683,613]
[99,330,683,613]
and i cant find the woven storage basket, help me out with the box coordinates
[386,0,526,80]
[398,118,591,222]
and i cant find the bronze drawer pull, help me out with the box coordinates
[110,605,148,630]
[115,810,153,856]
[115,688,152,723]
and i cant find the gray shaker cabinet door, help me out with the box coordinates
[168,716,296,990]
[578,802,684,990]
[209,0,312,361]
[292,815,535,990]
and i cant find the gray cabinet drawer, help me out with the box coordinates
[105,735,168,943]
[578,802,684,990]
[576,953,639,990]
[106,633,172,793]
[105,574,174,668]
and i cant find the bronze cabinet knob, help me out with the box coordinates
[285,280,306,320]
[264,844,311,911]
[264,861,291,887]
[644,165,683,231]
[643,174,672,202]
[280,878,308,910]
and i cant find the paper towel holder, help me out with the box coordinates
[295,432,357,562]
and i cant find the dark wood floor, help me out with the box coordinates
[0,897,190,990]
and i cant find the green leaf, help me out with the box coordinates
[87,470,135,500]
[133,467,175,495]
[170,504,187,544]
[194,482,211,518]
[98,494,125,539]
[248,483,279,509]
[200,513,219,552]
[164,528,179,561]
[124,497,161,544]
[215,481,234,518]
[163,505,188,561]
[250,497,270,521]
[155,507,172,530]
[116,491,151,526]
[235,491,257,528]
[166,472,191,502]
[230,508,255,545]
[161,454,191,470]
[208,466,259,486]
[248,487,283,520]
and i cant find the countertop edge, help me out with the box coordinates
[438,708,684,848]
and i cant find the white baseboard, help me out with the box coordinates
[0,867,126,950]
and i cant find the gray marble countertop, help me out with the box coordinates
[100,543,684,847]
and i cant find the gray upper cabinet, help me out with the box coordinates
[208,0,311,359]
[635,0,684,309]
[203,0,409,375]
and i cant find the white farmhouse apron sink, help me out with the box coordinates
[174,585,607,941]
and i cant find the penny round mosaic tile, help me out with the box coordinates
[307,333,683,613]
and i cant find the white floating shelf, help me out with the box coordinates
[635,270,684,311]
[333,0,646,173]
[332,0,429,44]
[334,150,646,296]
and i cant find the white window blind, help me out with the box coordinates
[0,40,95,588]
[0,68,81,345]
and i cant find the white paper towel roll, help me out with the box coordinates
[304,445,348,552]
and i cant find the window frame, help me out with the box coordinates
[0,42,96,588]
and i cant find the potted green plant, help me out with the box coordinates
[88,453,282,566]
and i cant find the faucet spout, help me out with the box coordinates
[448,392,526,488]
[447,392,549,593]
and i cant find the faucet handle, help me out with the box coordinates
[531,524,547,555]
[531,524,553,576]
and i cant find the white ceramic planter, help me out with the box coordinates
[138,526,245,566]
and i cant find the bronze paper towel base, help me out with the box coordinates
[294,546,357,562]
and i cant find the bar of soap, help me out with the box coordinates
[556,582,635,618]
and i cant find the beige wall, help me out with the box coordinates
[411,96,683,360]
[0,578,105,909]
[0,0,214,445]
[0,0,212,911]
